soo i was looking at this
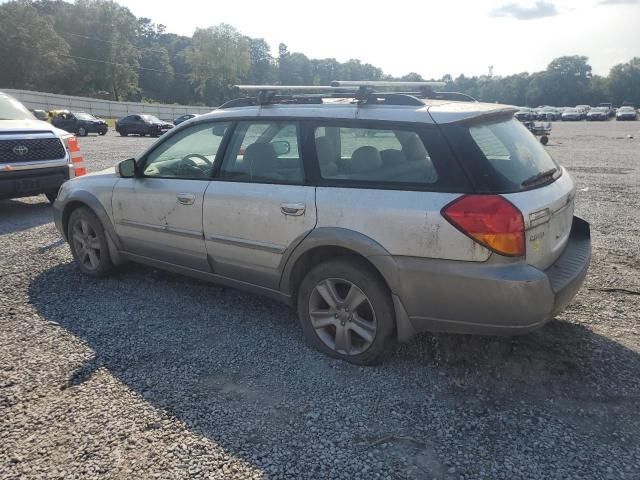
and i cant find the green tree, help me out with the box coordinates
[608,58,640,107]
[245,38,275,84]
[186,24,250,104]
[0,1,72,91]
[544,55,592,105]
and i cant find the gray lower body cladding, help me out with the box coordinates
[0,166,70,200]
[392,216,591,337]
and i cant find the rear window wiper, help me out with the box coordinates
[521,167,557,187]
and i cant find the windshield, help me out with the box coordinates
[142,114,162,123]
[564,109,578,113]
[0,94,36,121]
[619,107,634,112]
[74,112,96,120]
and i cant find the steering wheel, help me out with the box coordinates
[177,154,212,177]
[181,153,212,167]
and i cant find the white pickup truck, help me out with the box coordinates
[0,91,84,203]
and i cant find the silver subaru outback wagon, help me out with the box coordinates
[53,82,591,365]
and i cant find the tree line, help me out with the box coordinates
[1,0,639,108]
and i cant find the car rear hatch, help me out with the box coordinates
[436,111,575,270]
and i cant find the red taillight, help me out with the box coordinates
[442,195,525,257]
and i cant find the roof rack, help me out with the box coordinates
[220,81,475,109]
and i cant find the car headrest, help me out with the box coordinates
[402,136,429,162]
[380,149,407,166]
[245,142,278,179]
[351,146,382,173]
[315,136,338,176]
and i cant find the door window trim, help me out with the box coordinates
[212,119,309,186]
[301,119,473,193]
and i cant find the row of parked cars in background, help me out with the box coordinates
[516,103,638,122]
[27,108,201,137]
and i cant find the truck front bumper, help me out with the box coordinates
[0,166,71,201]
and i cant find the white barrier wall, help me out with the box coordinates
[1,88,215,121]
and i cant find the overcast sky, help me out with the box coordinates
[52,0,640,78]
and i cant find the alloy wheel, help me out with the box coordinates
[71,219,102,270]
[308,278,377,355]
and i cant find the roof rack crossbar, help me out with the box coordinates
[223,81,475,108]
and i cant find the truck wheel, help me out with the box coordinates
[297,257,395,365]
[78,126,87,137]
[67,207,113,277]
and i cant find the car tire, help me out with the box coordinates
[67,207,114,278]
[119,130,128,137]
[540,135,549,145]
[45,191,58,204]
[297,257,395,365]
[99,131,107,136]
[78,126,88,137]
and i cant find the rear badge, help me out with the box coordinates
[530,231,545,242]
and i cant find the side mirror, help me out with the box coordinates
[116,158,136,178]
[271,140,291,156]
[212,125,227,137]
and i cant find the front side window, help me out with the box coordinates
[219,121,303,184]
[314,126,438,184]
[143,122,230,179]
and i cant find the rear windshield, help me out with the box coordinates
[441,117,560,193]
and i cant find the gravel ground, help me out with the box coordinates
[1,122,639,479]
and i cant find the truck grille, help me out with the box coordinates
[0,138,66,163]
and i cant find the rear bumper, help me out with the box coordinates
[0,166,71,200]
[393,216,591,338]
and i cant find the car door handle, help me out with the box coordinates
[177,193,196,205]
[280,202,305,216]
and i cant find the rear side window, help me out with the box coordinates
[312,124,470,191]
[441,117,560,193]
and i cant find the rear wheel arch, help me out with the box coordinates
[280,228,400,304]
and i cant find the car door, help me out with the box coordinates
[203,120,317,289]
[55,113,74,132]
[112,121,232,271]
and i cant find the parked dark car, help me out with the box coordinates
[586,107,609,121]
[29,109,48,121]
[116,114,173,137]
[616,106,638,121]
[514,107,534,122]
[561,108,583,121]
[597,103,615,118]
[173,114,198,126]
[536,106,561,121]
[52,111,108,136]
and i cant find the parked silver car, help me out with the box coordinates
[53,82,591,364]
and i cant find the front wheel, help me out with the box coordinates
[67,207,113,277]
[540,135,549,145]
[297,257,395,365]
[99,130,107,136]
[78,126,88,137]
[119,130,128,137]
